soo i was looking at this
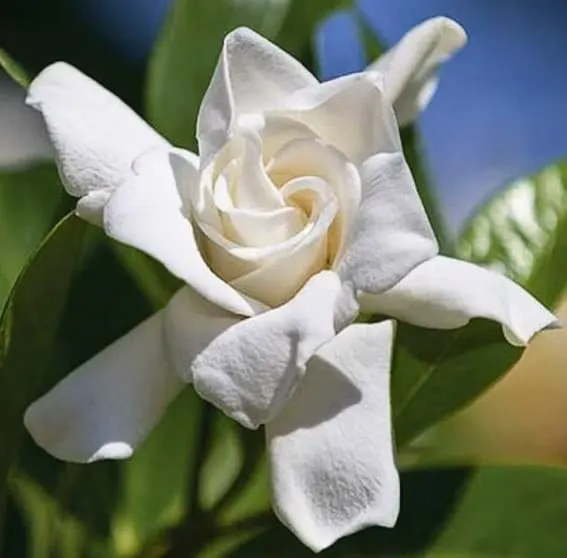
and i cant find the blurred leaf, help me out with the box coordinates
[9,472,111,558]
[458,162,567,307]
[13,230,161,550]
[113,390,202,556]
[147,0,292,148]
[0,48,30,88]
[401,127,451,252]
[354,8,383,64]
[0,163,66,307]
[231,465,567,557]
[112,242,182,311]
[0,214,86,543]
[276,0,352,64]
[147,0,346,148]
[391,319,522,448]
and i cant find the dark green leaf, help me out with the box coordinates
[231,465,567,557]
[147,0,295,148]
[391,319,522,448]
[0,163,67,307]
[401,127,451,252]
[458,162,567,307]
[0,214,86,542]
[114,390,202,555]
[10,229,170,556]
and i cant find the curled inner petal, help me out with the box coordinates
[186,115,349,308]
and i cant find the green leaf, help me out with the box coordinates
[0,48,30,89]
[401,127,451,252]
[113,390,202,556]
[230,465,567,557]
[147,0,294,148]
[0,214,86,542]
[458,162,567,307]
[275,0,352,64]
[0,163,67,307]
[391,319,522,448]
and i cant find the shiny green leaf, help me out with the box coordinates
[458,162,567,307]
[391,319,521,448]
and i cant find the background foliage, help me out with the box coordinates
[1,0,567,556]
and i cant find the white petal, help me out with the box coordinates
[267,321,399,552]
[192,270,355,429]
[103,147,265,317]
[337,152,437,294]
[361,255,559,346]
[273,72,400,165]
[267,137,361,262]
[27,62,167,220]
[162,286,241,383]
[229,177,338,307]
[24,313,183,463]
[368,17,467,125]
[197,27,317,167]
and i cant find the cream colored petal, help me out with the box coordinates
[197,27,318,167]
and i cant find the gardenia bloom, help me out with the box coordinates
[23,18,557,552]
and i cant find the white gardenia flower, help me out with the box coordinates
[22,18,558,552]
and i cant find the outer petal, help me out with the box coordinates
[24,313,183,463]
[336,152,437,294]
[360,255,559,346]
[162,286,242,383]
[272,72,401,165]
[368,17,467,125]
[103,148,265,317]
[267,321,399,552]
[197,27,318,168]
[27,62,167,220]
[192,270,357,429]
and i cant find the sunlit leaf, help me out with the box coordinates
[391,319,521,448]
[458,162,567,307]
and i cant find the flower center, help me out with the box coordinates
[191,115,360,307]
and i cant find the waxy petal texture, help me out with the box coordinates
[361,255,559,345]
[162,286,242,383]
[337,152,437,294]
[24,314,183,463]
[369,17,467,125]
[192,271,357,429]
[27,63,167,223]
[267,322,399,552]
[198,27,317,167]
